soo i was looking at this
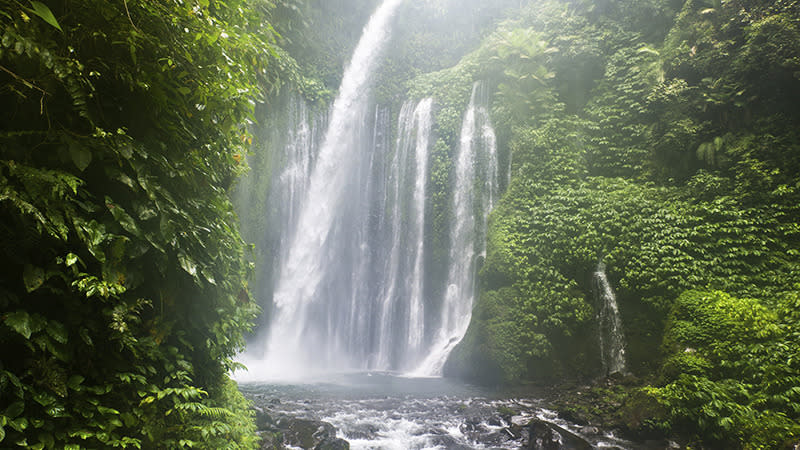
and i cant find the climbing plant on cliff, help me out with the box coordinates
[0,0,287,447]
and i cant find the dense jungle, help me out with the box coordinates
[1,0,799,448]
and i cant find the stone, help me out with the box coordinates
[282,417,337,449]
[315,437,350,450]
[257,430,285,450]
[525,419,592,450]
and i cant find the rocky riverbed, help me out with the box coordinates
[239,372,681,449]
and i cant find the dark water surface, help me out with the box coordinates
[239,372,642,449]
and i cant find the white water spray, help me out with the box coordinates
[239,0,406,379]
[412,82,498,376]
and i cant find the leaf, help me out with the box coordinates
[5,401,24,418]
[65,253,78,267]
[67,375,84,390]
[9,417,27,432]
[106,197,140,236]
[46,321,68,344]
[4,311,32,339]
[23,264,45,292]
[177,253,197,277]
[0,425,4,442]
[79,328,93,346]
[69,144,92,172]
[28,1,62,31]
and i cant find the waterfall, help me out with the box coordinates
[236,0,501,380]
[593,262,627,376]
[237,0,406,379]
[412,82,498,376]
[375,99,434,369]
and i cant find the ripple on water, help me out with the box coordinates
[239,372,638,449]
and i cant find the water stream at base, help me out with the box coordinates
[240,374,646,450]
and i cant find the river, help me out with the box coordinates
[239,373,661,449]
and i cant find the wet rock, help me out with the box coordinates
[557,408,590,426]
[282,417,337,449]
[254,407,278,431]
[460,415,489,434]
[420,426,448,436]
[343,423,379,440]
[497,405,519,422]
[525,419,592,450]
[487,414,505,427]
[257,430,285,450]
[481,429,514,447]
[315,437,350,450]
[428,434,473,450]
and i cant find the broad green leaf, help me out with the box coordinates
[9,417,27,432]
[69,144,92,172]
[23,264,45,292]
[97,406,119,415]
[0,425,4,442]
[177,253,197,277]
[4,311,32,339]
[45,405,66,418]
[65,253,78,267]
[5,401,24,418]
[28,1,62,31]
[46,321,67,344]
[106,197,140,236]
[79,327,93,346]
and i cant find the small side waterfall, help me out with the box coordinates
[593,262,627,376]
[413,82,498,376]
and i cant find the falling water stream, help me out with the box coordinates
[412,82,498,376]
[238,0,500,378]
[593,262,627,376]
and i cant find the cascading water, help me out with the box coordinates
[238,0,407,379]
[593,262,627,376]
[412,82,498,376]
[375,99,434,369]
[238,1,499,380]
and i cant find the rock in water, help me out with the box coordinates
[526,419,592,450]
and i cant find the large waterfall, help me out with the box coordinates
[238,0,499,380]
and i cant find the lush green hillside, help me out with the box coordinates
[0,0,291,447]
[420,0,800,446]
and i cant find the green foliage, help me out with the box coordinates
[441,0,800,392]
[648,290,800,448]
[0,0,292,447]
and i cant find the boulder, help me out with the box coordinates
[257,430,285,450]
[525,419,592,450]
[315,437,350,450]
[281,417,337,449]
